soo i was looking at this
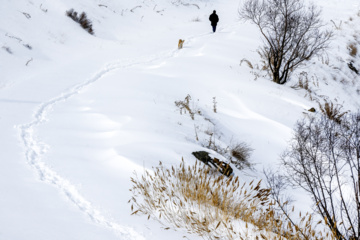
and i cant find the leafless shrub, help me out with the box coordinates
[264,169,336,240]
[239,0,332,84]
[66,9,94,35]
[176,96,252,171]
[280,112,360,239]
[318,100,348,124]
[240,58,254,69]
[196,127,253,171]
[229,142,253,170]
[79,12,94,34]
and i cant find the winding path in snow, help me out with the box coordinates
[17,49,182,240]
[16,24,237,238]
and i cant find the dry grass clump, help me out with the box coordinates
[175,94,200,120]
[191,17,201,22]
[240,58,254,69]
[240,55,269,81]
[291,72,320,101]
[229,142,253,170]
[130,160,271,239]
[348,43,358,57]
[318,100,348,124]
[129,160,334,239]
[330,20,342,30]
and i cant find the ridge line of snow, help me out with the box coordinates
[17,49,180,240]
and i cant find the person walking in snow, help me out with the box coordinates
[209,10,219,32]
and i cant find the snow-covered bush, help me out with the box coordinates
[66,9,94,35]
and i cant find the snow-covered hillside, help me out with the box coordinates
[0,0,359,239]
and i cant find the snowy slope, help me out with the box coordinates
[1,0,360,239]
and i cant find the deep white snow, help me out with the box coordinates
[1,0,359,239]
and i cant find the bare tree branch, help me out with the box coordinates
[239,0,332,84]
[281,112,360,239]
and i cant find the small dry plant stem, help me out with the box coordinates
[175,94,195,120]
[318,100,348,124]
[213,97,217,113]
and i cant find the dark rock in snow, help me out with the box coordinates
[192,151,233,177]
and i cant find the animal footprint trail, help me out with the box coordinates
[17,49,180,240]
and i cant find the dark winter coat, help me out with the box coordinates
[209,11,219,26]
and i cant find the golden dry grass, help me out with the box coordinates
[175,94,200,120]
[230,142,253,170]
[318,100,348,124]
[348,43,358,57]
[129,160,336,239]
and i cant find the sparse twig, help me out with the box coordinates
[130,5,142,12]
[2,46,12,54]
[212,97,217,113]
[23,44,32,50]
[330,20,342,30]
[40,4,48,13]
[66,9,94,35]
[173,1,200,9]
[22,12,31,19]
[26,58,33,66]
[5,33,22,43]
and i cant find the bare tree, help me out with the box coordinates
[239,0,332,84]
[281,112,360,239]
